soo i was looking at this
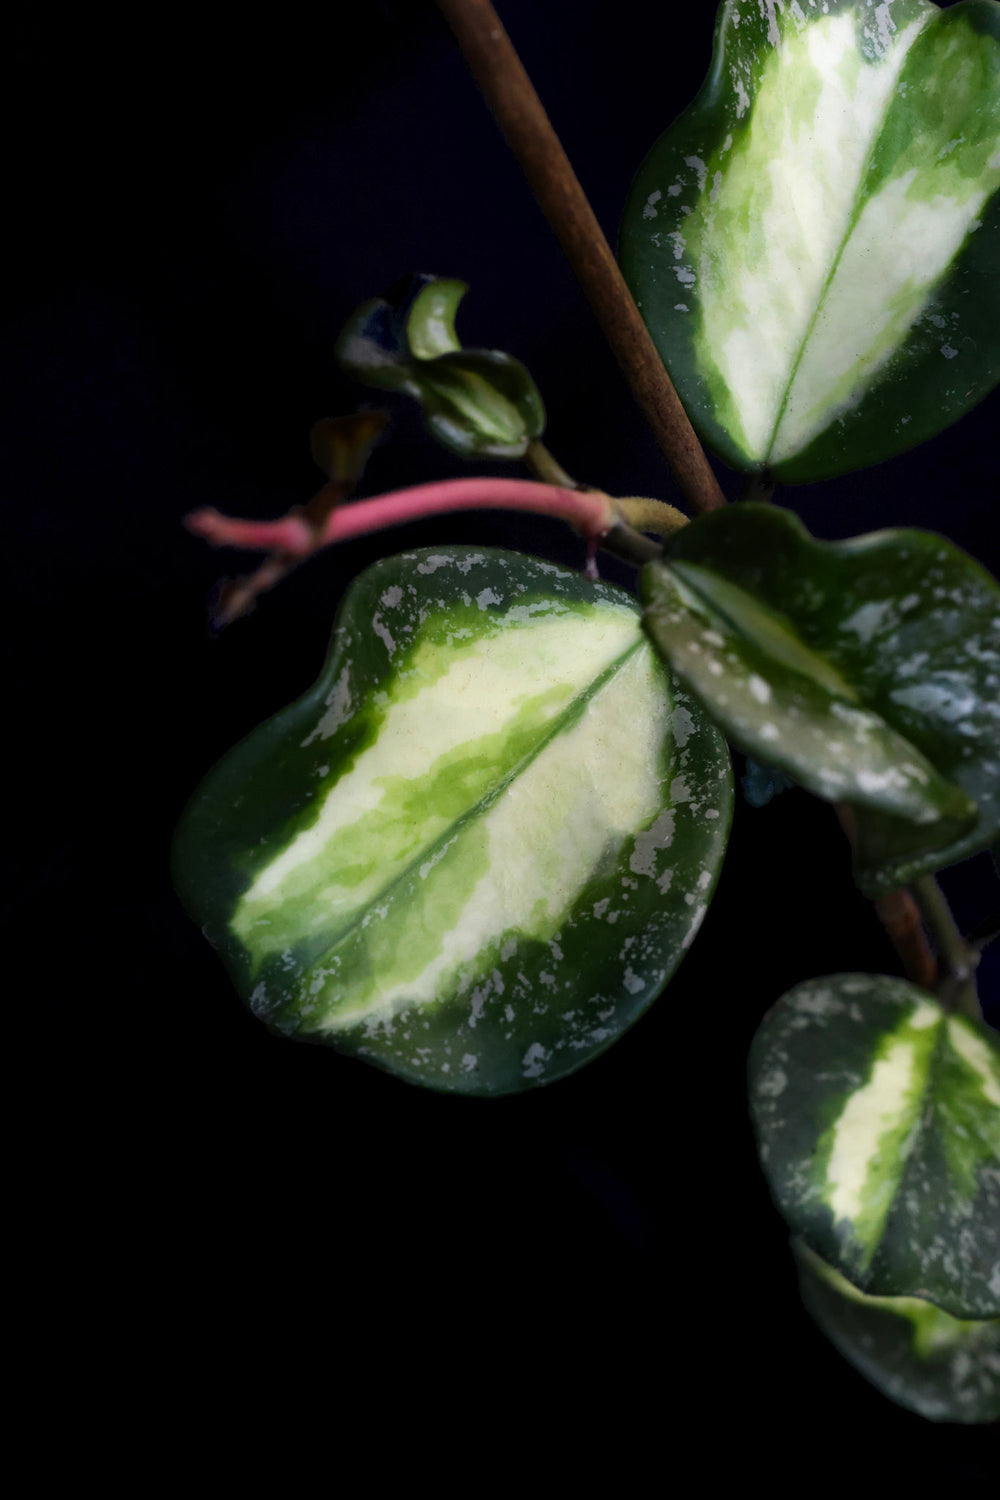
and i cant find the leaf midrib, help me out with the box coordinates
[291,633,651,976]
[860,1018,999,1316]
[761,10,934,464]
[852,1015,948,1276]
[664,558,861,703]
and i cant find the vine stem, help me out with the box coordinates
[194,3,947,1014]
[189,477,623,551]
[834,805,938,992]
[911,875,982,1021]
[525,440,688,540]
[435,0,726,517]
[524,439,577,490]
[185,475,663,622]
[434,0,955,1007]
[739,471,776,504]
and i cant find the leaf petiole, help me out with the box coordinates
[911,874,982,1022]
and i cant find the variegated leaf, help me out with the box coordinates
[794,1240,1000,1423]
[335,275,546,458]
[749,974,1000,1318]
[641,505,1000,896]
[620,0,1000,481]
[173,548,733,1095]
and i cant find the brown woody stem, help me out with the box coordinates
[834,804,938,991]
[874,888,939,994]
[435,0,726,517]
[438,0,939,996]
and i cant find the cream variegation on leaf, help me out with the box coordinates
[620,0,1000,480]
[641,505,1000,898]
[173,548,733,1095]
[749,974,1000,1319]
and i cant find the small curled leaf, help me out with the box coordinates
[405,277,465,359]
[336,274,546,458]
[308,411,387,485]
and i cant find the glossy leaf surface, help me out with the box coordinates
[749,974,1000,1317]
[620,0,1000,481]
[174,548,733,1095]
[335,274,545,458]
[795,1241,1000,1424]
[641,505,1000,895]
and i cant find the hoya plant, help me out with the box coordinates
[174,0,1000,1424]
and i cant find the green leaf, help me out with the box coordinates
[620,0,1000,482]
[335,275,546,457]
[414,350,547,458]
[641,505,1000,895]
[173,548,733,1095]
[749,973,1000,1318]
[332,285,416,393]
[405,277,466,359]
[794,1240,1000,1424]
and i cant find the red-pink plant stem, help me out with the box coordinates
[186,477,618,555]
[185,511,315,555]
[325,478,615,544]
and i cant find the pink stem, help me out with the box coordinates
[185,509,315,555]
[185,478,616,555]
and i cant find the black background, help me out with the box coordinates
[9,0,998,1473]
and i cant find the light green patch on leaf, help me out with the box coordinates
[641,504,1000,895]
[620,0,1000,480]
[749,974,1000,1318]
[794,1240,1000,1423]
[173,548,733,1095]
[819,999,942,1258]
[406,277,466,359]
[413,351,543,455]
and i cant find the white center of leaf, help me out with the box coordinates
[823,998,941,1249]
[687,6,1000,465]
